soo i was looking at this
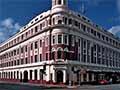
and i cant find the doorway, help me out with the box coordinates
[23,71,28,82]
[56,70,63,83]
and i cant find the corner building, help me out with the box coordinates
[0,0,120,85]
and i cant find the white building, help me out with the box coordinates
[0,0,120,85]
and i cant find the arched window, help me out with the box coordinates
[58,0,62,5]
[58,20,62,24]
[51,48,56,60]
[57,48,63,59]
[64,48,69,60]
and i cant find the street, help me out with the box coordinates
[0,83,120,90]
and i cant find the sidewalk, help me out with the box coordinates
[0,81,67,89]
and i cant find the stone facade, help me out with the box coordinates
[0,0,120,85]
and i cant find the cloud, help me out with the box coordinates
[117,0,120,14]
[0,18,21,42]
[108,26,120,37]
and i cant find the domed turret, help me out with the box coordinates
[52,0,68,9]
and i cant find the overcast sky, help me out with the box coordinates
[0,0,120,42]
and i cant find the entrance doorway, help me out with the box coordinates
[20,72,22,82]
[56,70,63,83]
[23,71,28,82]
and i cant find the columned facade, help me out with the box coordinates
[0,0,120,85]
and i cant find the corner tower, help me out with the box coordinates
[52,0,68,9]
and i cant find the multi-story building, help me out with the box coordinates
[0,0,120,85]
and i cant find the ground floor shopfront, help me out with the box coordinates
[0,61,120,85]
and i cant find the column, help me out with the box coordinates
[32,70,35,80]
[37,69,40,80]
[19,71,21,80]
[53,70,56,83]
[86,73,89,82]
[28,70,30,80]
[81,73,84,82]
[92,73,95,81]
[63,70,66,83]
[22,71,24,80]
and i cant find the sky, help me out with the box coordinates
[0,0,120,42]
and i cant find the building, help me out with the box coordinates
[0,0,120,85]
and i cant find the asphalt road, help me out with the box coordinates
[0,83,120,90]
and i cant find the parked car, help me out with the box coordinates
[98,80,109,85]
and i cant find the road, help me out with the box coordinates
[0,83,120,90]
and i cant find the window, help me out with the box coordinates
[102,35,105,40]
[45,37,48,46]
[17,60,19,65]
[31,43,33,50]
[58,20,62,24]
[58,0,62,4]
[40,40,42,47]
[35,26,38,33]
[74,20,79,27]
[51,51,55,60]
[35,55,38,62]
[21,34,24,40]
[58,35,62,44]
[93,31,96,36]
[31,56,33,63]
[40,24,42,30]
[42,22,45,27]
[68,19,72,25]
[17,37,20,42]
[26,32,28,38]
[57,50,62,59]
[52,36,55,44]
[87,27,90,33]
[64,51,68,60]
[25,45,27,52]
[53,18,55,25]
[21,47,24,53]
[81,24,86,31]
[31,29,33,35]
[46,53,48,60]
[40,54,42,61]
[14,50,16,56]
[64,35,67,44]
[64,17,67,24]
[91,29,94,34]
[35,41,38,49]
[97,32,100,38]
[21,59,24,65]
[25,58,28,64]
[106,37,108,42]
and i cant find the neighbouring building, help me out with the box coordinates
[0,0,120,85]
